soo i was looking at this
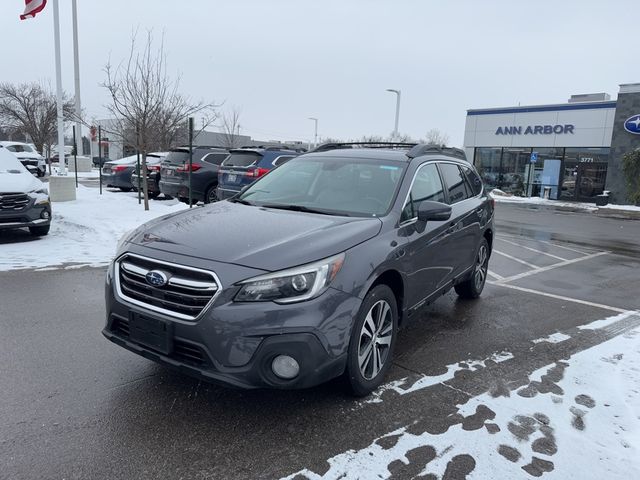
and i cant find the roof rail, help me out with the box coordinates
[313,142,417,152]
[406,144,467,161]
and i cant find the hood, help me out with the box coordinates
[128,201,382,271]
[0,148,45,193]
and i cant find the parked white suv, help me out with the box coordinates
[0,146,51,236]
[0,141,47,177]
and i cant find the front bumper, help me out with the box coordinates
[0,202,51,231]
[103,250,360,389]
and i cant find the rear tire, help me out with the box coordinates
[205,185,218,204]
[455,237,489,299]
[119,187,132,192]
[148,191,160,199]
[29,225,50,236]
[345,284,398,397]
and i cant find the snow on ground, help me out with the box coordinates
[489,190,640,213]
[0,185,188,271]
[532,332,571,344]
[360,351,514,405]
[286,318,640,479]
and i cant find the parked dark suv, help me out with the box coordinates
[103,143,494,395]
[216,147,299,200]
[159,147,229,203]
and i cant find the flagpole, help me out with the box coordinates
[52,0,66,176]
[72,0,83,155]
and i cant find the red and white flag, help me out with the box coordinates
[20,0,47,20]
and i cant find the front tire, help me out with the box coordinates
[345,284,398,397]
[455,237,489,299]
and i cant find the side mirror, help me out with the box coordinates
[417,201,452,223]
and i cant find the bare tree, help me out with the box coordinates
[0,82,74,168]
[422,128,450,146]
[220,107,242,149]
[102,30,218,210]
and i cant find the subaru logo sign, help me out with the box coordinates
[624,114,640,135]
[145,270,168,287]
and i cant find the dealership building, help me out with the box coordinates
[464,83,640,203]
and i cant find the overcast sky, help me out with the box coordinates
[1,0,637,146]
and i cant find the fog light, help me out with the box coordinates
[271,355,300,379]
[41,211,50,219]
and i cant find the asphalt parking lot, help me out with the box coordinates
[1,203,639,479]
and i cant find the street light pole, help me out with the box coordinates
[386,89,401,138]
[308,117,318,149]
[72,0,83,155]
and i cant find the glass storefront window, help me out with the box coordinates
[561,148,609,201]
[501,148,531,195]
[474,148,502,190]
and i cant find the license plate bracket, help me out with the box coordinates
[129,313,173,355]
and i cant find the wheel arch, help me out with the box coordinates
[368,269,405,326]
[483,228,493,256]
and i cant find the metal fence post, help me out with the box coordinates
[136,124,141,205]
[98,125,102,195]
[188,117,194,208]
[72,125,78,188]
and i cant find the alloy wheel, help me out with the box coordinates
[358,300,393,380]
[474,244,488,291]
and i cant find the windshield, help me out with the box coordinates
[237,156,407,217]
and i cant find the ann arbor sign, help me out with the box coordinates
[495,124,575,135]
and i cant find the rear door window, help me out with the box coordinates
[439,163,471,204]
[461,165,483,196]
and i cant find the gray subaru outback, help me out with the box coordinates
[103,143,494,395]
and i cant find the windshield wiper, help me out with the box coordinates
[260,204,348,216]
[229,197,254,206]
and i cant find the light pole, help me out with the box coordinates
[308,117,318,149]
[386,89,401,138]
[72,0,83,155]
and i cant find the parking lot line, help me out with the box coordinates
[488,282,632,314]
[487,269,504,280]
[494,251,609,284]
[496,233,591,255]
[492,250,540,269]
[496,237,568,261]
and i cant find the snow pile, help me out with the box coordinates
[489,191,598,211]
[286,323,640,479]
[0,185,188,271]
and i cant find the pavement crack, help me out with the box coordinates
[441,382,473,398]
[392,361,429,376]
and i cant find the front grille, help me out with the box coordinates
[110,316,210,367]
[0,193,30,211]
[115,253,220,320]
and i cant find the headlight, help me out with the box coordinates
[28,188,50,205]
[235,253,345,304]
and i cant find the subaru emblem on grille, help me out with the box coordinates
[145,270,168,287]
